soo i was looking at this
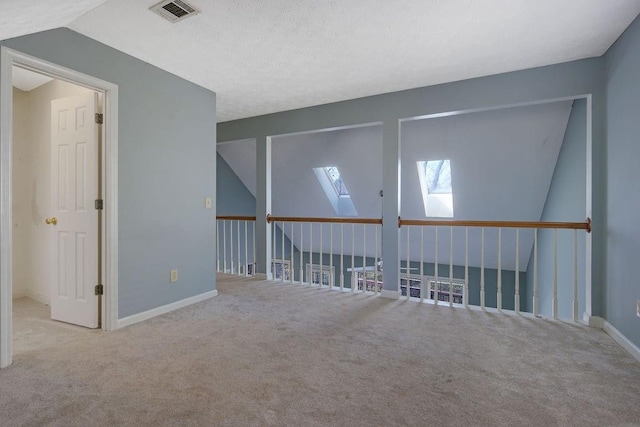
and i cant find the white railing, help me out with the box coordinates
[398,218,591,321]
[267,215,383,292]
[216,216,256,276]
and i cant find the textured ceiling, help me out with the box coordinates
[217,101,575,269]
[0,0,108,42]
[67,0,639,122]
[2,1,638,122]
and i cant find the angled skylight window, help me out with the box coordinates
[324,166,349,197]
[417,160,454,218]
[313,166,358,216]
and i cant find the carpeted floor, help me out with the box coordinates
[2,274,640,426]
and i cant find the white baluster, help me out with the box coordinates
[216,220,220,273]
[281,222,285,282]
[340,224,344,291]
[309,223,313,285]
[553,229,558,319]
[497,228,502,313]
[230,220,234,274]
[330,223,333,290]
[434,227,439,306]
[363,224,367,292]
[464,227,469,309]
[252,221,256,275]
[223,220,227,274]
[374,225,379,294]
[290,222,294,282]
[351,224,355,292]
[480,227,485,310]
[237,220,241,276]
[244,221,248,276]
[406,225,411,299]
[272,220,276,279]
[420,226,424,303]
[449,226,453,307]
[319,223,323,287]
[515,229,520,314]
[573,229,579,322]
[533,229,539,317]
[300,222,304,284]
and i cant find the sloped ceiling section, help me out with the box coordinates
[67,0,640,122]
[217,101,576,270]
[217,139,257,196]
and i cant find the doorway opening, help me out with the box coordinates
[12,67,102,354]
[0,47,119,368]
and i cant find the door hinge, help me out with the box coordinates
[95,113,104,125]
[95,284,104,296]
[95,199,104,210]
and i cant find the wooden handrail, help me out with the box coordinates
[216,215,257,221]
[267,215,382,225]
[398,217,591,233]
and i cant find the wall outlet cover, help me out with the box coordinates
[205,197,212,209]
[170,269,178,283]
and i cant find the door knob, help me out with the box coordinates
[45,217,58,225]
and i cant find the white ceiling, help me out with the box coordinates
[12,66,54,92]
[0,0,108,42]
[217,100,576,270]
[1,1,638,123]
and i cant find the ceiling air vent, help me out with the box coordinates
[150,0,200,23]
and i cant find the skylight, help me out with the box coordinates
[417,160,454,218]
[323,166,349,197]
[313,166,357,216]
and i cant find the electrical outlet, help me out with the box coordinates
[170,269,178,283]
[205,197,212,209]
[637,299,640,318]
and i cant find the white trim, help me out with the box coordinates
[380,289,399,300]
[0,46,14,368]
[27,290,49,305]
[585,314,605,328]
[117,290,218,329]
[12,290,48,305]
[11,292,27,300]
[0,47,119,368]
[602,319,640,363]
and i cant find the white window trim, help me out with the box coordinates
[306,263,334,287]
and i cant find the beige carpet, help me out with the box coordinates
[2,275,640,426]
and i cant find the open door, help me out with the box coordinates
[48,93,100,328]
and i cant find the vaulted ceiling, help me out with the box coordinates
[2,1,639,122]
[217,100,577,270]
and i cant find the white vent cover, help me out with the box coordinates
[150,0,200,23]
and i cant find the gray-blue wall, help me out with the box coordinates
[525,99,587,318]
[219,56,606,317]
[605,15,640,347]
[1,29,217,318]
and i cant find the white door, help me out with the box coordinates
[49,93,100,328]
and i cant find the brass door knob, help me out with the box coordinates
[45,217,58,225]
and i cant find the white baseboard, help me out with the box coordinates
[116,289,218,329]
[380,289,399,300]
[12,291,27,300]
[585,314,605,328]
[13,289,49,305]
[602,319,640,363]
[27,290,49,305]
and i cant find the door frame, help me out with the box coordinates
[0,47,119,368]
